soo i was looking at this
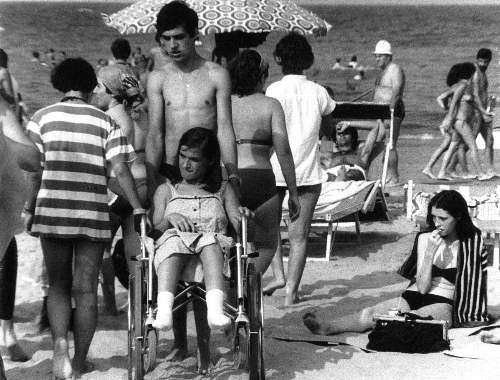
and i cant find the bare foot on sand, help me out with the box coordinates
[303,312,327,335]
[197,349,212,375]
[460,172,477,179]
[481,330,500,344]
[262,280,285,296]
[2,344,29,362]
[478,173,495,181]
[72,360,94,379]
[284,292,300,306]
[436,174,453,181]
[165,346,188,362]
[53,338,72,379]
[422,168,436,179]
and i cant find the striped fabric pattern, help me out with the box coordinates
[454,231,489,326]
[27,102,135,242]
[399,230,489,327]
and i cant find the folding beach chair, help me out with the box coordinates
[282,180,378,261]
[282,102,394,261]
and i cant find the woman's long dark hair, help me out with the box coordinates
[172,127,222,193]
[425,190,479,241]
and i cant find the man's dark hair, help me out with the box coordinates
[228,49,268,96]
[0,49,8,68]
[274,33,314,73]
[111,38,132,60]
[476,48,492,61]
[334,126,359,151]
[155,1,198,41]
[51,57,97,94]
[446,62,475,87]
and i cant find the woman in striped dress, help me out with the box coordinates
[24,58,144,379]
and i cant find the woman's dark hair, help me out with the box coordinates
[111,38,131,60]
[173,127,222,193]
[156,1,198,41]
[425,190,479,240]
[228,49,268,96]
[50,57,97,94]
[274,33,314,74]
[446,62,476,87]
[477,48,492,61]
[333,126,359,151]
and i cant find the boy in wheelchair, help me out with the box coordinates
[151,127,251,331]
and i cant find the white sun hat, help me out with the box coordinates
[373,40,392,55]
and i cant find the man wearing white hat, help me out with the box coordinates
[372,39,405,186]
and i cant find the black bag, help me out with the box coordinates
[367,313,450,353]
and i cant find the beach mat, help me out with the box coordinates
[269,329,373,353]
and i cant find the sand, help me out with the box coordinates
[4,200,500,379]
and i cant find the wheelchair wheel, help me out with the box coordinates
[247,264,265,380]
[143,328,158,373]
[132,262,145,380]
[233,325,249,370]
[127,275,134,380]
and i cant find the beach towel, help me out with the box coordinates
[398,232,489,327]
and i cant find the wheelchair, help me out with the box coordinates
[128,214,265,380]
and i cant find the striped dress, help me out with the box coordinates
[26,102,135,242]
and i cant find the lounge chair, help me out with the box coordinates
[282,180,378,261]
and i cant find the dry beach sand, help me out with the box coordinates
[5,201,500,379]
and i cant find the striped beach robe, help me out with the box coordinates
[398,231,488,327]
[26,102,135,242]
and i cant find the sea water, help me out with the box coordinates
[1,1,500,129]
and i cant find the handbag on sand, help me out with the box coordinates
[367,312,450,353]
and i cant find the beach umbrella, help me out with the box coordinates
[101,0,332,38]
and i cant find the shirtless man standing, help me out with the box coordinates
[372,40,405,186]
[472,48,495,175]
[145,1,238,373]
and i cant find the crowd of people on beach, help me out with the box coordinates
[422,48,496,181]
[1,1,500,378]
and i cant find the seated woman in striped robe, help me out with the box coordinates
[303,189,489,335]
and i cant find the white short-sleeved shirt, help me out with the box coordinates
[266,75,336,186]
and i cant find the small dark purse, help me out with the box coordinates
[367,313,450,353]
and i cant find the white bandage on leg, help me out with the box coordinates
[153,291,174,330]
[206,288,231,328]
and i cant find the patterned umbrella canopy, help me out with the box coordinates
[102,0,331,37]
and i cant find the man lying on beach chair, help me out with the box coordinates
[320,119,385,182]
[320,101,394,187]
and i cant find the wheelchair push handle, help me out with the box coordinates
[240,212,247,246]
[133,208,148,237]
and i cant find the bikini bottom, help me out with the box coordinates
[239,168,277,211]
[401,290,453,311]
